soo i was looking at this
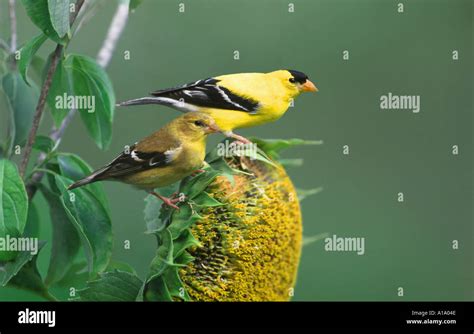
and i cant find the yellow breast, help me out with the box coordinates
[199,72,294,131]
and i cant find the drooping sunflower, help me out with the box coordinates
[143,139,319,302]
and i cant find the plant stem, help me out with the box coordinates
[26,109,76,197]
[41,289,59,301]
[19,0,86,180]
[25,0,129,198]
[19,45,62,178]
[96,0,129,67]
[8,0,17,54]
[0,39,10,52]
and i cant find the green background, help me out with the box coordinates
[0,0,472,301]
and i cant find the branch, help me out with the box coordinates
[19,0,85,178]
[8,0,17,54]
[19,44,62,177]
[96,1,129,67]
[74,0,104,36]
[26,109,76,193]
[0,39,10,52]
[26,1,130,198]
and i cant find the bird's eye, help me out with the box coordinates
[194,120,205,127]
[289,78,296,83]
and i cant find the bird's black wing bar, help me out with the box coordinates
[150,78,260,113]
[95,146,181,179]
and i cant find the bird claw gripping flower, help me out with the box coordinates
[143,140,304,301]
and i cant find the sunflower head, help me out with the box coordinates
[143,139,315,302]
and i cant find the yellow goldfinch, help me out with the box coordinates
[117,70,318,143]
[68,112,221,209]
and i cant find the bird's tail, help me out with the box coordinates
[116,96,168,107]
[67,166,109,191]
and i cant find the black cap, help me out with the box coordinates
[287,70,309,84]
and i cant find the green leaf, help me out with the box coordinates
[46,57,73,127]
[55,261,88,287]
[24,201,40,239]
[192,191,223,207]
[1,202,43,272]
[0,48,8,76]
[21,0,67,44]
[167,205,201,239]
[47,0,70,38]
[2,72,40,147]
[41,185,81,286]
[18,34,47,85]
[57,153,109,212]
[143,276,171,301]
[29,55,47,84]
[143,184,179,234]
[65,54,115,150]
[129,0,142,10]
[0,160,29,260]
[55,175,113,278]
[179,168,221,200]
[0,229,22,262]
[0,242,45,286]
[297,187,323,201]
[163,267,190,301]
[147,229,174,282]
[172,229,200,259]
[205,144,222,164]
[174,250,194,266]
[4,243,48,299]
[44,162,61,194]
[77,270,143,301]
[204,140,238,185]
[254,147,279,168]
[106,260,137,275]
[206,157,235,185]
[0,87,15,156]
[144,194,166,233]
[144,263,191,301]
[279,158,304,167]
[1,201,42,268]
[32,135,55,154]
[250,138,323,159]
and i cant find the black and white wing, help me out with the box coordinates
[68,145,183,190]
[118,78,260,114]
[101,145,182,178]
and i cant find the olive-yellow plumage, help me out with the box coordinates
[68,112,221,209]
[117,70,317,143]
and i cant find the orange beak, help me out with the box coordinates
[302,80,318,92]
[206,122,222,134]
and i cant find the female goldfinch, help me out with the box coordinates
[68,112,221,209]
[117,70,317,143]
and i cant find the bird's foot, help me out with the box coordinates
[224,131,252,145]
[169,197,183,204]
[169,191,179,199]
[150,191,181,210]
